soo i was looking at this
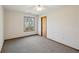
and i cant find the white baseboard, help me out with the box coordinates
[47,36,79,50]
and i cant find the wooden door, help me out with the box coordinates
[41,16,47,37]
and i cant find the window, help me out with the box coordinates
[24,16,35,32]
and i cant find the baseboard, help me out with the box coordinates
[5,34,38,41]
[47,37,79,51]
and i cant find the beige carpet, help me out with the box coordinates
[2,35,79,53]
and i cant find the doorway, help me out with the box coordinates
[41,16,47,37]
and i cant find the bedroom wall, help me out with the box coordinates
[4,10,38,39]
[0,6,4,52]
[38,6,79,50]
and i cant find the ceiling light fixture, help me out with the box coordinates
[34,5,45,11]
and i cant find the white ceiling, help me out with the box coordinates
[3,5,64,15]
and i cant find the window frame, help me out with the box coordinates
[24,16,35,32]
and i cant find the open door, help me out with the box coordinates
[41,16,47,37]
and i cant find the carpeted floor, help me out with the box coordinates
[2,35,79,53]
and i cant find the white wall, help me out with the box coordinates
[0,6,4,52]
[38,6,79,50]
[38,16,41,35]
[4,10,38,39]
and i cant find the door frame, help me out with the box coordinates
[41,16,47,37]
